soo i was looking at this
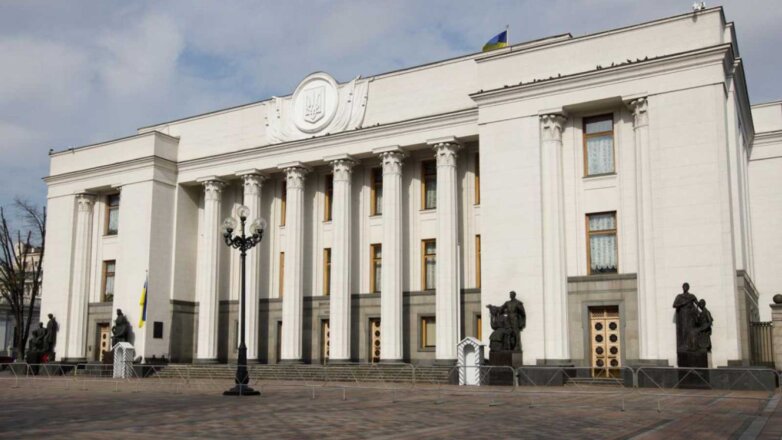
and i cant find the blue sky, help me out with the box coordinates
[1,1,780,212]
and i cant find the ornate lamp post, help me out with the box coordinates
[221,205,266,396]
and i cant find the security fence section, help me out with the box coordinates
[2,362,780,415]
[750,321,774,368]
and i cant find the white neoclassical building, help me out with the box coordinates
[41,7,782,368]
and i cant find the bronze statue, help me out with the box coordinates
[111,309,130,346]
[44,313,58,357]
[673,282,699,352]
[29,323,46,352]
[501,291,526,352]
[695,299,713,353]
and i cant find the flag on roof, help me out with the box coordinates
[482,30,508,52]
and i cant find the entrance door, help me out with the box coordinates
[321,320,330,364]
[97,323,110,362]
[369,318,381,363]
[589,306,621,378]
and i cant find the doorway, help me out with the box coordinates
[369,318,380,363]
[96,323,110,362]
[320,319,330,365]
[589,306,621,378]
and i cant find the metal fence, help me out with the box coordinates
[750,321,775,368]
[1,362,779,414]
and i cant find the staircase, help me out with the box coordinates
[152,363,452,385]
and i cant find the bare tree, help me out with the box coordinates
[0,199,46,359]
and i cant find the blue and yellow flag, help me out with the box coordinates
[482,30,508,52]
[138,275,148,328]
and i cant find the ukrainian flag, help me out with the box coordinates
[138,275,148,328]
[482,30,508,52]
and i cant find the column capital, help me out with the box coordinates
[279,162,311,190]
[374,146,408,175]
[325,154,358,182]
[429,138,462,168]
[627,97,649,128]
[540,114,567,142]
[239,173,268,195]
[198,178,226,200]
[75,193,96,212]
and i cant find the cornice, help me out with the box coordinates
[752,130,782,147]
[49,130,179,157]
[177,107,478,175]
[43,156,178,186]
[471,44,733,107]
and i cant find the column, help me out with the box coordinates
[375,146,407,362]
[238,170,267,361]
[540,113,570,361]
[327,155,357,362]
[430,137,462,364]
[64,193,95,362]
[279,163,309,363]
[629,97,659,361]
[195,178,225,362]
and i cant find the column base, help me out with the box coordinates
[434,359,457,366]
[326,359,355,365]
[379,359,405,364]
[279,359,304,365]
[193,358,220,364]
[60,357,87,364]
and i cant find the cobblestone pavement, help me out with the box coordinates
[0,380,779,439]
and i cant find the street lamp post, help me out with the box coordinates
[221,205,266,396]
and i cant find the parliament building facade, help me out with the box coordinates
[41,7,782,368]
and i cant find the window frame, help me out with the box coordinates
[370,167,383,216]
[474,153,480,205]
[421,239,436,291]
[104,193,120,236]
[475,234,481,289]
[280,180,287,226]
[585,211,619,275]
[101,260,116,302]
[324,174,333,222]
[279,252,285,298]
[370,243,382,294]
[420,160,437,210]
[582,113,616,177]
[323,248,331,296]
[420,315,436,350]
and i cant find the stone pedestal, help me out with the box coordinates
[677,351,709,389]
[488,350,523,386]
[677,351,708,368]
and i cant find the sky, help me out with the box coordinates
[1,0,780,211]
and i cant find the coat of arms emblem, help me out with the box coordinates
[303,86,325,124]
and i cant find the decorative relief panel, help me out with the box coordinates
[265,72,370,144]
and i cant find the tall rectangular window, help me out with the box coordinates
[105,194,120,236]
[421,160,437,210]
[102,260,116,302]
[323,248,331,296]
[324,174,333,222]
[370,167,383,216]
[421,316,436,349]
[280,181,287,226]
[583,114,615,176]
[370,243,382,293]
[422,239,436,291]
[587,212,618,274]
[474,153,480,205]
[475,235,481,289]
[279,252,285,298]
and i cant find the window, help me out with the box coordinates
[105,194,120,235]
[587,212,618,274]
[476,314,482,340]
[102,260,116,302]
[323,248,331,296]
[421,316,436,349]
[279,252,285,298]
[474,153,480,205]
[153,322,164,339]
[475,235,481,289]
[280,181,287,226]
[421,160,437,210]
[370,167,383,216]
[370,244,382,293]
[422,239,436,290]
[583,114,615,176]
[324,174,333,222]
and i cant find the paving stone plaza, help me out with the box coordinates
[1,373,781,439]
